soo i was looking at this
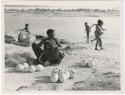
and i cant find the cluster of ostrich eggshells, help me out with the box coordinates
[81,57,99,67]
[16,63,44,73]
[51,68,76,83]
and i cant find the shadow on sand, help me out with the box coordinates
[35,76,52,83]
[5,69,31,74]
[69,62,90,69]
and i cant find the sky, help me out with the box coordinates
[4,1,121,10]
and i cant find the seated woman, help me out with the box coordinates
[32,29,65,66]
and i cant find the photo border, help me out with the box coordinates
[1,0,124,94]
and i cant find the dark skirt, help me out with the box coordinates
[32,43,65,65]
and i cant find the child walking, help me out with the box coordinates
[90,19,106,50]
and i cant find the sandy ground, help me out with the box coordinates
[4,40,120,92]
[4,14,121,92]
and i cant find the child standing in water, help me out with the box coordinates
[85,22,91,44]
[90,20,106,50]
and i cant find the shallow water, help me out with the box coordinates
[5,14,120,43]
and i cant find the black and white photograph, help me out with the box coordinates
[3,0,124,93]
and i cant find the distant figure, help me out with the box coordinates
[19,24,30,33]
[18,24,30,46]
[32,29,65,66]
[90,19,106,50]
[85,22,91,44]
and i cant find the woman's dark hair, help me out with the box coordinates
[98,19,103,25]
[47,29,55,35]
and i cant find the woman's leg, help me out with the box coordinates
[32,43,43,59]
[51,51,65,65]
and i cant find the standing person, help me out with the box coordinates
[85,22,91,44]
[18,24,30,46]
[90,19,106,50]
[19,24,30,33]
[32,29,65,66]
